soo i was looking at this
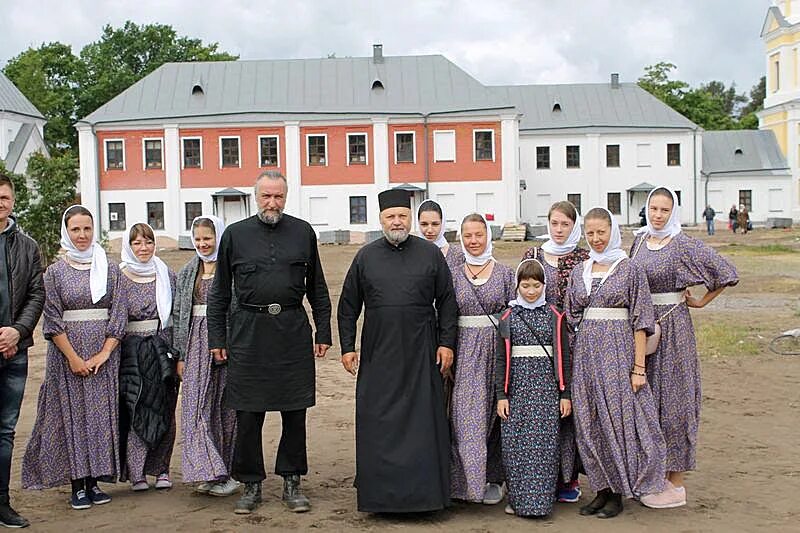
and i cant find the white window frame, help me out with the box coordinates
[180,136,203,170]
[346,132,369,166]
[306,133,328,167]
[141,137,164,170]
[218,135,242,169]
[104,138,125,171]
[636,143,652,168]
[433,130,456,163]
[258,135,280,168]
[473,129,495,162]
[394,130,416,164]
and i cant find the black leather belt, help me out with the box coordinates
[239,302,300,316]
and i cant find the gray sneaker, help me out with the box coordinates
[209,478,241,497]
[482,482,505,505]
[282,475,310,513]
[234,482,262,514]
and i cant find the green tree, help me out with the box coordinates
[738,76,767,129]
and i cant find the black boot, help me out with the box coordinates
[579,488,610,516]
[282,475,310,513]
[0,493,30,528]
[597,492,623,519]
[234,482,262,515]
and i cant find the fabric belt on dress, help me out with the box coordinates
[62,308,110,322]
[582,307,630,321]
[239,302,300,316]
[125,319,160,333]
[192,304,207,317]
[458,315,498,328]
[651,291,685,306]
[511,345,552,358]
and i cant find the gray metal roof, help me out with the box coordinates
[761,6,791,37]
[628,182,656,192]
[80,55,514,125]
[701,130,790,177]
[0,72,45,120]
[490,83,698,132]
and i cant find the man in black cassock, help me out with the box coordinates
[338,189,458,513]
[207,171,331,515]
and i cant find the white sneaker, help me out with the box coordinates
[195,482,214,494]
[155,473,172,490]
[209,478,241,497]
[640,482,687,509]
[504,503,515,515]
[131,480,149,492]
[482,483,505,505]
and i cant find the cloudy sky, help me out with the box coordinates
[0,0,772,93]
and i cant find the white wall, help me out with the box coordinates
[705,174,793,222]
[0,115,24,160]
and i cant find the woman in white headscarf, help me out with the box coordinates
[449,214,516,505]
[564,206,671,518]
[22,206,126,509]
[417,199,464,273]
[118,222,177,492]
[630,187,738,505]
[173,216,239,497]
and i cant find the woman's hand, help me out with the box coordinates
[560,399,572,418]
[497,399,510,420]
[177,361,185,380]
[68,355,91,377]
[86,350,111,375]
[631,372,646,393]
[684,289,705,308]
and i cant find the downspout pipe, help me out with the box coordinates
[693,128,698,226]
[423,114,430,198]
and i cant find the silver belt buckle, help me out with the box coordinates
[267,303,282,315]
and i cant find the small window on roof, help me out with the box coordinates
[734,147,743,156]
[371,79,384,91]
[192,84,204,96]
[552,102,562,112]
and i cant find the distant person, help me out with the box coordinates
[737,204,750,234]
[703,204,716,236]
[639,205,647,227]
[728,204,738,233]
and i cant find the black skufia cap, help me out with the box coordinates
[378,189,411,211]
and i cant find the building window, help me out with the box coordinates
[143,139,162,169]
[307,135,327,166]
[259,136,279,167]
[395,132,415,163]
[636,143,652,167]
[347,133,367,165]
[606,144,620,167]
[105,140,124,170]
[182,138,202,168]
[433,130,456,162]
[675,190,682,206]
[566,145,580,168]
[607,192,621,215]
[536,146,550,169]
[567,193,582,214]
[739,189,752,211]
[350,196,367,224]
[667,143,681,166]
[185,202,203,231]
[220,137,240,168]
[772,54,781,92]
[108,203,126,231]
[147,202,165,230]
[474,130,494,161]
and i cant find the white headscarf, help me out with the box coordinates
[417,200,448,249]
[583,207,628,295]
[120,224,172,327]
[60,205,108,304]
[191,215,225,263]
[461,214,494,266]
[508,259,548,310]
[634,188,682,239]
[539,215,582,255]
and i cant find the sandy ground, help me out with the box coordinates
[7,226,800,532]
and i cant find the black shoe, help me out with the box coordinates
[282,475,310,513]
[87,486,112,505]
[596,493,623,519]
[579,489,610,516]
[234,482,262,515]
[0,495,29,528]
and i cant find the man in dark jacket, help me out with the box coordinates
[0,172,44,529]
[208,171,331,515]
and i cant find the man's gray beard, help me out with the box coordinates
[383,228,409,245]
[258,209,283,225]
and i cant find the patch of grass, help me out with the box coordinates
[696,322,761,358]
[725,243,798,255]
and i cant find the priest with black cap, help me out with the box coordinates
[338,188,457,513]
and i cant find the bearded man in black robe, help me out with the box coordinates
[337,189,457,513]
[207,170,331,515]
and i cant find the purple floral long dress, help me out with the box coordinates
[630,232,738,472]
[180,276,236,483]
[119,270,177,483]
[450,262,516,502]
[21,260,127,489]
[565,260,667,498]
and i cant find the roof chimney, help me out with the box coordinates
[373,44,384,64]
[611,73,620,89]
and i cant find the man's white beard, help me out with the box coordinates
[383,228,409,245]
[258,208,283,225]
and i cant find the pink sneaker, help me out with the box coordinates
[640,482,686,509]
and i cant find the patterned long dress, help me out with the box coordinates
[450,262,515,502]
[630,232,738,472]
[181,276,237,483]
[119,270,177,482]
[501,306,559,517]
[565,260,667,498]
[444,244,465,274]
[522,246,588,483]
[22,260,126,489]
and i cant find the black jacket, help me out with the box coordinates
[5,219,44,350]
[119,334,178,450]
